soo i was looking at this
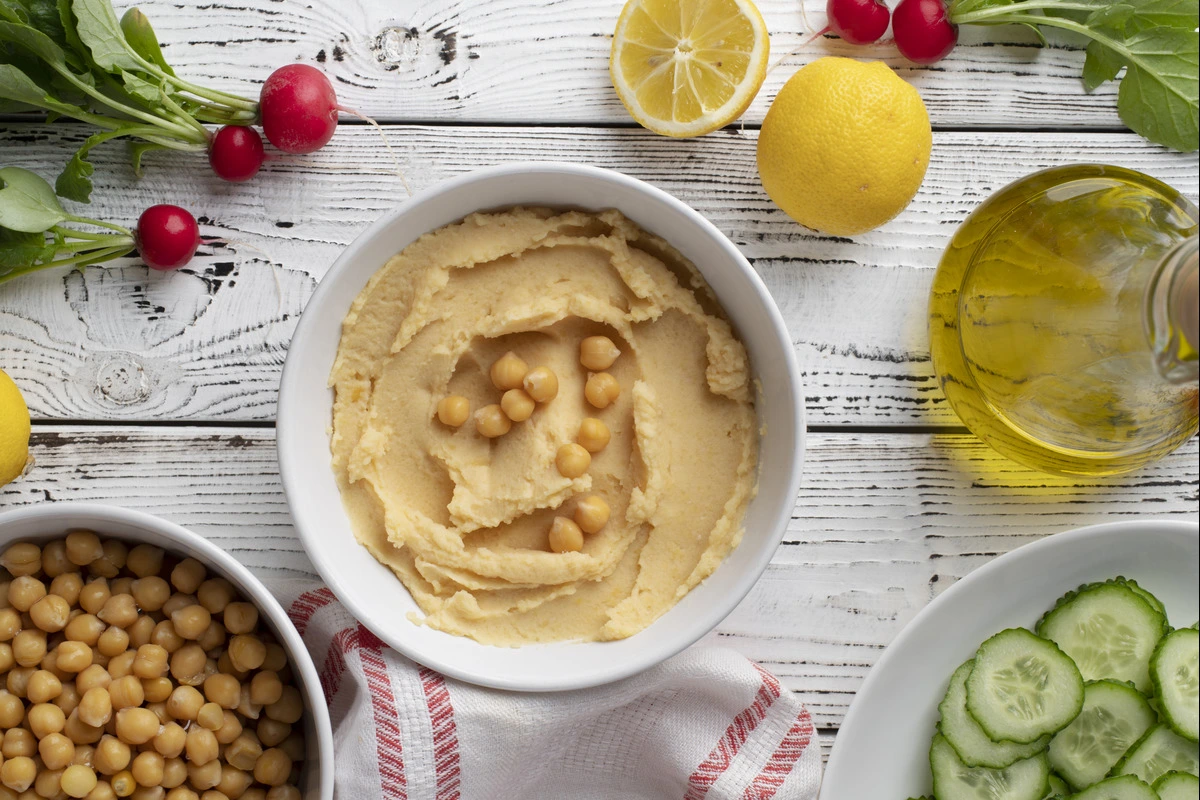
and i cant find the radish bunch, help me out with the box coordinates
[821,0,959,64]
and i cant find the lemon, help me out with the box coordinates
[610,0,770,138]
[0,368,31,487]
[757,57,932,236]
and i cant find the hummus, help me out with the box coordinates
[329,207,758,645]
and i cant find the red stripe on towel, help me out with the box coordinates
[420,667,462,800]
[287,586,337,636]
[741,708,815,800]
[683,664,782,800]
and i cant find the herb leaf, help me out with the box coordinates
[1117,26,1200,152]
[0,18,71,65]
[119,7,172,76]
[1082,39,1126,90]
[0,166,67,232]
[55,146,94,203]
[0,226,49,274]
[70,0,139,72]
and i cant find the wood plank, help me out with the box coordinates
[2,426,1195,729]
[91,0,1128,128]
[2,125,1196,426]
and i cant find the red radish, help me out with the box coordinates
[826,0,891,45]
[137,205,200,271]
[892,0,958,64]
[209,125,265,182]
[259,64,339,154]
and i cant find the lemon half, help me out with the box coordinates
[611,0,770,138]
[1,368,30,487]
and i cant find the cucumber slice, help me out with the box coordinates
[967,629,1084,744]
[1064,775,1158,800]
[1037,583,1167,694]
[1153,771,1200,800]
[1047,680,1157,790]
[942,661,1052,769]
[1113,578,1167,619]
[1044,773,1069,798]
[1113,723,1200,786]
[1150,628,1199,742]
[930,733,1050,800]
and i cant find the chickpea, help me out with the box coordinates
[165,686,203,721]
[56,641,94,673]
[39,732,76,771]
[151,723,185,760]
[165,789,197,800]
[127,616,155,650]
[248,672,282,708]
[130,579,170,614]
[220,605,257,637]
[29,701,66,737]
[555,443,591,479]
[214,710,242,746]
[2,727,36,757]
[260,644,287,675]
[160,592,197,619]
[184,728,218,766]
[65,615,106,647]
[548,517,584,554]
[576,418,610,454]
[0,608,20,641]
[96,628,129,659]
[114,708,160,746]
[65,532,104,567]
[186,760,221,791]
[60,765,98,799]
[223,734,261,773]
[93,736,131,775]
[124,547,163,580]
[489,351,528,391]
[54,683,81,716]
[0,755,36,792]
[5,664,33,697]
[169,607,210,642]
[107,651,136,681]
[159,758,186,789]
[167,561,205,596]
[132,786,166,800]
[1,543,42,578]
[574,495,611,534]
[78,688,113,727]
[64,708,104,745]
[580,335,621,371]
[236,684,261,722]
[473,405,511,438]
[584,372,620,409]
[76,664,111,694]
[279,731,305,764]
[49,573,83,607]
[12,629,47,667]
[36,768,67,799]
[168,645,206,686]
[522,366,559,403]
[196,703,224,731]
[195,581,234,616]
[89,781,119,800]
[254,719,290,748]
[91,540,128,580]
[27,669,63,704]
[130,752,163,788]
[202,675,239,711]
[31,594,71,633]
[0,690,23,727]
[78,582,111,617]
[132,646,168,681]
[216,765,251,800]
[97,596,138,630]
[72,742,96,767]
[9,576,47,612]
[141,678,172,705]
[436,396,470,428]
[252,750,291,788]
[148,623,183,655]
[197,621,226,654]
[500,389,535,422]
[110,771,136,798]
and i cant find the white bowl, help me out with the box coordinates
[821,519,1200,798]
[277,162,805,691]
[0,503,335,800]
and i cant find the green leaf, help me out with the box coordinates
[1087,0,1198,34]
[55,147,94,203]
[117,66,158,102]
[128,140,165,175]
[1117,27,1200,152]
[55,0,87,63]
[70,0,139,72]
[0,166,67,232]
[119,7,172,76]
[0,1,28,23]
[0,226,47,273]
[1083,39,1126,90]
[0,18,70,65]
[0,60,51,105]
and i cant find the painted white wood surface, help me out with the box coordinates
[2,125,1196,425]
[2,427,1196,731]
[103,0,1127,129]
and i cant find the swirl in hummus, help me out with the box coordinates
[329,207,758,645]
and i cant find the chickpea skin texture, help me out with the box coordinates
[489,351,528,391]
[580,336,621,371]
[584,372,621,409]
[555,444,591,479]
[574,496,611,534]
[499,389,535,422]
[473,405,511,438]
[576,418,610,454]
[522,366,558,403]
[548,518,584,554]
[436,395,470,427]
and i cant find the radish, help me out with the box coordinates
[209,126,266,183]
[826,0,891,45]
[136,205,200,271]
[259,64,340,155]
[892,0,959,64]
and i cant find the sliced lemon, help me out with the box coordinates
[610,0,770,137]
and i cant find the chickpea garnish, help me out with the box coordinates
[584,372,620,409]
[555,443,591,479]
[576,418,610,454]
[436,395,470,427]
[574,496,611,534]
[489,351,528,391]
[548,518,584,554]
[522,366,559,403]
[580,336,621,371]
[500,389,536,422]
[474,405,512,438]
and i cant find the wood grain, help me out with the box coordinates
[87,0,1130,129]
[2,426,1195,729]
[2,124,1196,426]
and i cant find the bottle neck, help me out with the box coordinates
[1146,234,1200,384]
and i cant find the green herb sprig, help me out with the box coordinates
[0,165,133,284]
[0,0,258,203]
[950,0,1199,152]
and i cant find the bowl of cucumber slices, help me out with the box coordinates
[821,519,1199,800]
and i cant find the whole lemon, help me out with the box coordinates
[757,57,932,236]
[1,368,31,487]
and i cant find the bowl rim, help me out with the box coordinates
[0,502,336,800]
[277,161,805,690]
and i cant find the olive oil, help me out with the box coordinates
[930,165,1199,476]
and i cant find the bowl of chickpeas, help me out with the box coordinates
[0,503,334,800]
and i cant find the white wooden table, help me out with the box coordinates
[1,0,1197,761]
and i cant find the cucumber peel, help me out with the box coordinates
[1150,628,1199,742]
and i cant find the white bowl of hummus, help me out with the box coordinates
[278,163,804,691]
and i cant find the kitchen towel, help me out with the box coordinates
[279,583,822,800]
